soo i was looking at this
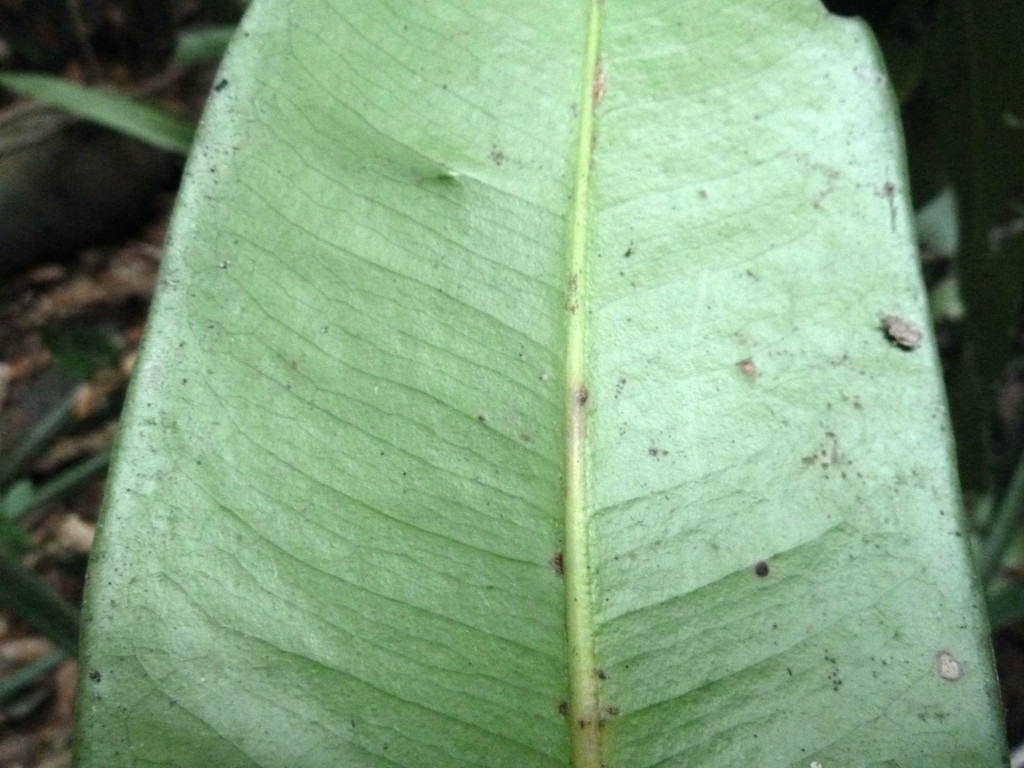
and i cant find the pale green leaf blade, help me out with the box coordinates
[589,6,1003,765]
[75,1,1004,767]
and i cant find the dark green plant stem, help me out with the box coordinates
[0,539,79,656]
[5,447,111,523]
[0,649,67,705]
[0,392,77,488]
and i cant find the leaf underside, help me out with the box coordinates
[76,1,1004,767]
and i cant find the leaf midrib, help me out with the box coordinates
[563,3,603,766]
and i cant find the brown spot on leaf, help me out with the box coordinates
[593,59,606,108]
[738,358,756,378]
[558,700,568,716]
[937,651,962,681]
[550,550,564,576]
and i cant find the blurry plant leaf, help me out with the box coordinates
[24,449,111,520]
[0,450,111,528]
[0,539,79,655]
[0,393,76,488]
[174,26,236,66]
[0,480,34,524]
[0,648,67,706]
[76,1,1005,766]
[917,186,960,255]
[0,488,33,552]
[0,71,194,154]
[39,326,120,382]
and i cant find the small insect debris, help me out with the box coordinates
[881,314,922,351]
[550,550,564,576]
[578,385,589,405]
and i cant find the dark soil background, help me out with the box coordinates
[0,3,234,765]
[1,1,1021,766]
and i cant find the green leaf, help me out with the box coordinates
[0,72,194,154]
[76,1,1005,766]
[0,538,79,655]
[0,480,34,525]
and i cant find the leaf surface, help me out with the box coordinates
[76,1,1005,766]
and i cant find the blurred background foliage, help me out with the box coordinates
[0,0,1022,764]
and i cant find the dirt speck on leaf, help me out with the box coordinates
[937,651,963,681]
[825,652,842,691]
[593,59,606,108]
[550,550,564,576]
[881,314,922,350]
